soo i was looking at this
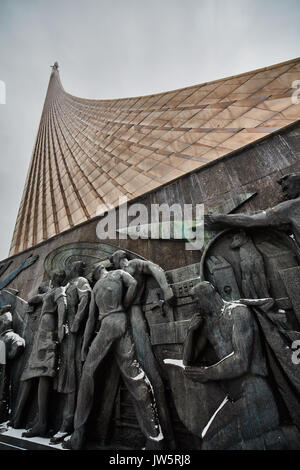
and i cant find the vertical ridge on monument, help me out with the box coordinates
[1,57,300,450]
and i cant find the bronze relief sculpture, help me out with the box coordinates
[10,270,66,437]
[63,264,163,450]
[2,172,300,450]
[110,250,176,449]
[182,282,299,449]
[51,261,91,443]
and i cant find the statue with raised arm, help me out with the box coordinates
[205,173,300,248]
[50,261,91,444]
[182,281,295,450]
[63,264,164,450]
[10,270,66,437]
[110,250,176,449]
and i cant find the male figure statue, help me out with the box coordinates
[110,250,176,449]
[51,261,91,443]
[63,264,163,450]
[11,271,66,437]
[183,281,292,449]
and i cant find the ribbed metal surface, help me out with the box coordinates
[10,57,300,255]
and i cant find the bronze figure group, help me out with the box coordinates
[1,172,300,450]
[7,252,175,450]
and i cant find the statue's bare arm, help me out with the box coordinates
[184,307,253,382]
[183,313,207,366]
[121,271,137,308]
[207,197,295,230]
[206,209,275,230]
[142,260,174,302]
[81,290,97,361]
[56,294,67,343]
[71,279,91,333]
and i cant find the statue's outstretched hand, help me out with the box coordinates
[204,213,225,229]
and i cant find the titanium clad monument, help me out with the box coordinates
[1,58,300,450]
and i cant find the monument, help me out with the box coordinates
[1,57,300,450]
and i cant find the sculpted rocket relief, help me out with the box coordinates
[1,172,300,450]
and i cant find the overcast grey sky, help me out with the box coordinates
[0,0,300,261]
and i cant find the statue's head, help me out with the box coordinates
[66,260,86,280]
[50,270,65,287]
[191,281,223,315]
[278,173,300,200]
[38,281,50,294]
[230,230,248,249]
[92,264,107,281]
[0,304,12,315]
[110,250,129,269]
